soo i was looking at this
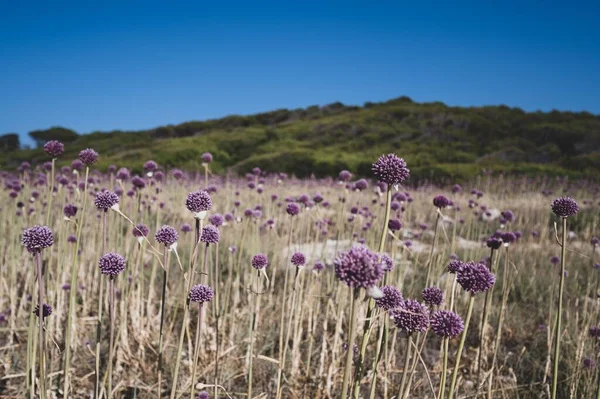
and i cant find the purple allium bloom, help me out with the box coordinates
[189,284,214,303]
[71,159,84,171]
[200,225,220,244]
[583,358,596,369]
[390,201,401,211]
[388,219,402,232]
[155,225,178,247]
[456,261,495,295]
[181,223,192,233]
[313,193,324,204]
[67,235,77,243]
[422,286,444,306]
[389,299,429,334]
[372,153,410,186]
[98,252,126,276]
[116,167,130,181]
[79,148,99,165]
[375,285,403,310]
[313,260,325,272]
[201,152,213,163]
[251,253,269,270]
[334,246,384,289]
[291,252,306,267]
[143,160,157,172]
[286,203,300,216]
[206,214,223,227]
[501,232,517,245]
[451,184,462,193]
[592,237,600,247]
[131,176,146,189]
[433,195,451,209]
[501,210,515,223]
[33,303,53,318]
[22,225,54,254]
[430,310,464,338]
[380,254,394,272]
[133,224,149,238]
[94,190,119,211]
[186,190,212,214]
[551,197,579,218]
[354,179,368,191]
[224,213,234,222]
[43,140,64,157]
[62,283,71,291]
[252,167,261,176]
[339,170,352,182]
[244,208,254,217]
[172,169,184,179]
[196,391,210,399]
[486,237,502,250]
[550,256,560,265]
[107,164,117,173]
[64,204,78,218]
[589,326,600,338]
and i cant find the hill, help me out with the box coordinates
[2,96,600,182]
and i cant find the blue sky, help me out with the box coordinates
[1,1,599,147]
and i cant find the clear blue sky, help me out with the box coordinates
[2,1,599,147]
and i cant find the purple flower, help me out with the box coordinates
[430,310,464,338]
[388,219,402,232]
[433,195,451,209]
[380,254,394,272]
[94,190,119,211]
[550,256,560,265]
[486,237,502,250]
[501,232,517,245]
[551,197,579,218]
[389,299,429,334]
[133,224,149,238]
[64,204,78,218]
[583,358,596,369]
[375,286,403,310]
[286,203,300,216]
[451,184,462,193]
[189,284,214,303]
[22,225,54,254]
[372,153,410,186]
[200,225,220,244]
[501,210,515,223]
[592,237,600,247]
[291,252,306,267]
[456,261,495,295]
[131,176,146,189]
[339,170,352,182]
[201,152,213,163]
[589,326,600,338]
[33,303,53,318]
[116,167,130,181]
[98,252,126,276]
[143,160,158,172]
[186,190,212,215]
[422,286,444,306]
[181,223,192,233]
[209,214,224,226]
[313,260,325,272]
[71,159,84,171]
[447,259,464,274]
[334,246,384,289]
[196,391,210,399]
[67,235,77,243]
[43,140,64,157]
[155,225,178,247]
[252,253,269,270]
[79,148,99,166]
[353,179,368,191]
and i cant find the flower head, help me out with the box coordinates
[334,246,384,289]
[551,197,579,218]
[380,254,394,272]
[201,152,213,163]
[447,259,464,274]
[372,153,410,186]
[200,225,220,244]
[189,284,214,303]
[43,140,64,158]
[252,253,269,270]
[433,195,451,209]
[155,225,178,247]
[339,170,352,181]
[22,225,54,254]
[133,223,149,238]
[196,391,210,399]
[486,237,502,250]
[98,252,126,276]
[209,213,224,227]
[79,148,99,166]
[456,261,495,295]
[94,190,119,211]
[422,286,444,306]
[430,310,464,338]
[375,286,403,310]
[388,219,402,232]
[63,204,78,218]
[291,252,306,267]
[143,160,157,172]
[286,203,300,216]
[389,299,429,334]
[186,190,212,217]
[33,303,53,318]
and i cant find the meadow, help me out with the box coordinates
[1,144,599,399]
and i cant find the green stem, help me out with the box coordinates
[551,217,567,399]
[341,289,358,399]
[448,295,475,399]
[439,338,449,399]
[398,335,412,399]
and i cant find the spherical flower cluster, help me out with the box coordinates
[334,246,384,289]
[583,358,596,369]
[79,148,99,165]
[456,261,495,295]
[133,223,149,238]
[422,286,444,306]
[388,219,402,232]
[189,284,214,303]
[430,310,464,338]
[291,252,306,267]
[313,260,325,272]
[589,326,600,338]
[116,168,130,181]
[201,152,213,163]
[353,179,368,191]
[501,210,515,223]
[143,160,157,172]
[371,153,410,186]
[43,140,64,157]
[551,197,579,218]
[64,204,78,218]
[486,237,502,250]
[339,170,352,182]
[433,195,451,209]
[209,214,224,226]
[98,252,126,276]
[33,303,53,319]
[592,237,600,247]
[200,225,220,244]
[22,225,54,254]
[286,203,300,216]
[196,391,210,399]
[389,299,429,334]
[155,225,178,247]
[380,254,394,272]
[375,286,403,310]
[94,190,119,211]
[251,253,269,270]
[447,259,464,274]
[501,232,517,245]
[186,190,212,216]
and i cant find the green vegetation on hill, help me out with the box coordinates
[2,96,599,182]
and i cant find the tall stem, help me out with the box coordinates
[45,158,55,225]
[476,248,496,382]
[439,338,449,399]
[448,295,475,399]
[108,277,115,399]
[398,335,412,399]
[551,217,567,399]
[157,249,168,398]
[425,212,441,286]
[95,210,108,399]
[341,289,358,399]
[36,252,47,399]
[190,303,203,399]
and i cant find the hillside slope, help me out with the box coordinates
[2,96,600,181]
